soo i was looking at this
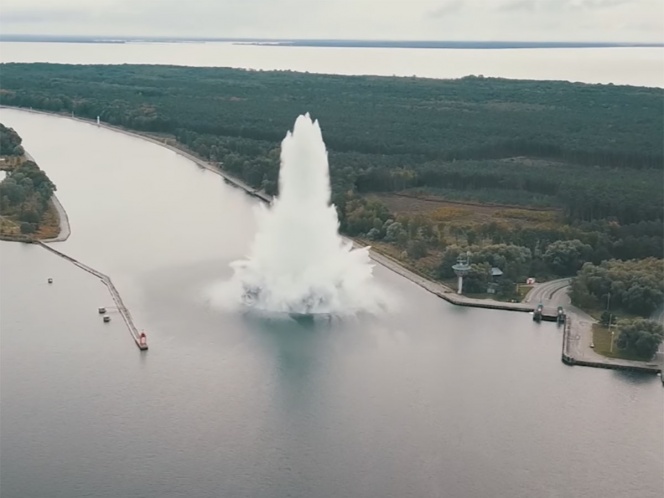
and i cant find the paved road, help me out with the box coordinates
[524,278,571,306]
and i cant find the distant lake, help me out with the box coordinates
[1,42,662,87]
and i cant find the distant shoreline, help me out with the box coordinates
[1,36,662,50]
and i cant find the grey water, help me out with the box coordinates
[0,109,662,498]
[1,41,663,87]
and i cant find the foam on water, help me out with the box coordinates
[211,114,386,315]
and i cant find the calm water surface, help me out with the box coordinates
[0,109,662,498]
[1,42,663,87]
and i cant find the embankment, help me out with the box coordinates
[1,107,536,314]
[23,150,71,242]
[42,193,71,242]
[562,316,662,376]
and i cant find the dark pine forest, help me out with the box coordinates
[1,63,662,313]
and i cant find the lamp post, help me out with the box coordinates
[606,290,614,353]
[609,316,615,353]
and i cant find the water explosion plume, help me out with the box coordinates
[221,114,384,315]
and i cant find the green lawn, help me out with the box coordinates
[592,324,651,361]
[517,284,533,301]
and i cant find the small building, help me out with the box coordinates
[487,267,503,294]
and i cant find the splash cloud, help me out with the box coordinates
[220,113,385,315]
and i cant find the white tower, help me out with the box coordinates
[452,251,471,295]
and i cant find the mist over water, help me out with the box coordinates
[213,114,386,315]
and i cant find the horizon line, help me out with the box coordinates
[1,34,663,47]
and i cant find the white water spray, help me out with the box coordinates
[216,114,385,315]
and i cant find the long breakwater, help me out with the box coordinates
[36,241,147,351]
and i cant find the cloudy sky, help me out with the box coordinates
[1,0,662,42]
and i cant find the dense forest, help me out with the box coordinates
[614,318,663,360]
[0,123,24,156]
[571,258,664,317]
[0,63,661,303]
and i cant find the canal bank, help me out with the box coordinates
[22,151,71,242]
[4,106,662,376]
[562,317,662,378]
[1,141,142,350]
[2,107,662,498]
[111,117,664,377]
[41,192,71,242]
[0,107,539,313]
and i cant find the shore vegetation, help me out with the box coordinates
[0,125,59,239]
[1,64,661,308]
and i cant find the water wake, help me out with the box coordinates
[211,114,387,316]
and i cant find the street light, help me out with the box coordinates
[609,316,615,353]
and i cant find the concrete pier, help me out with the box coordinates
[562,316,661,375]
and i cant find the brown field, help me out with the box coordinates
[0,203,60,240]
[0,155,26,169]
[366,192,561,228]
[0,216,20,236]
[34,203,61,239]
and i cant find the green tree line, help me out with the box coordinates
[0,64,660,301]
[0,158,57,233]
[0,123,24,156]
[0,65,661,225]
[571,258,664,317]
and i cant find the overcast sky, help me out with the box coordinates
[1,0,662,42]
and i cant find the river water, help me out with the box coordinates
[0,109,662,498]
[1,42,663,87]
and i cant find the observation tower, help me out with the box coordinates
[452,251,471,295]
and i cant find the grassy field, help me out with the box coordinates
[362,239,441,281]
[0,215,20,236]
[363,190,564,297]
[368,191,562,229]
[34,202,61,239]
[592,324,648,361]
[0,202,59,240]
[516,284,534,301]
